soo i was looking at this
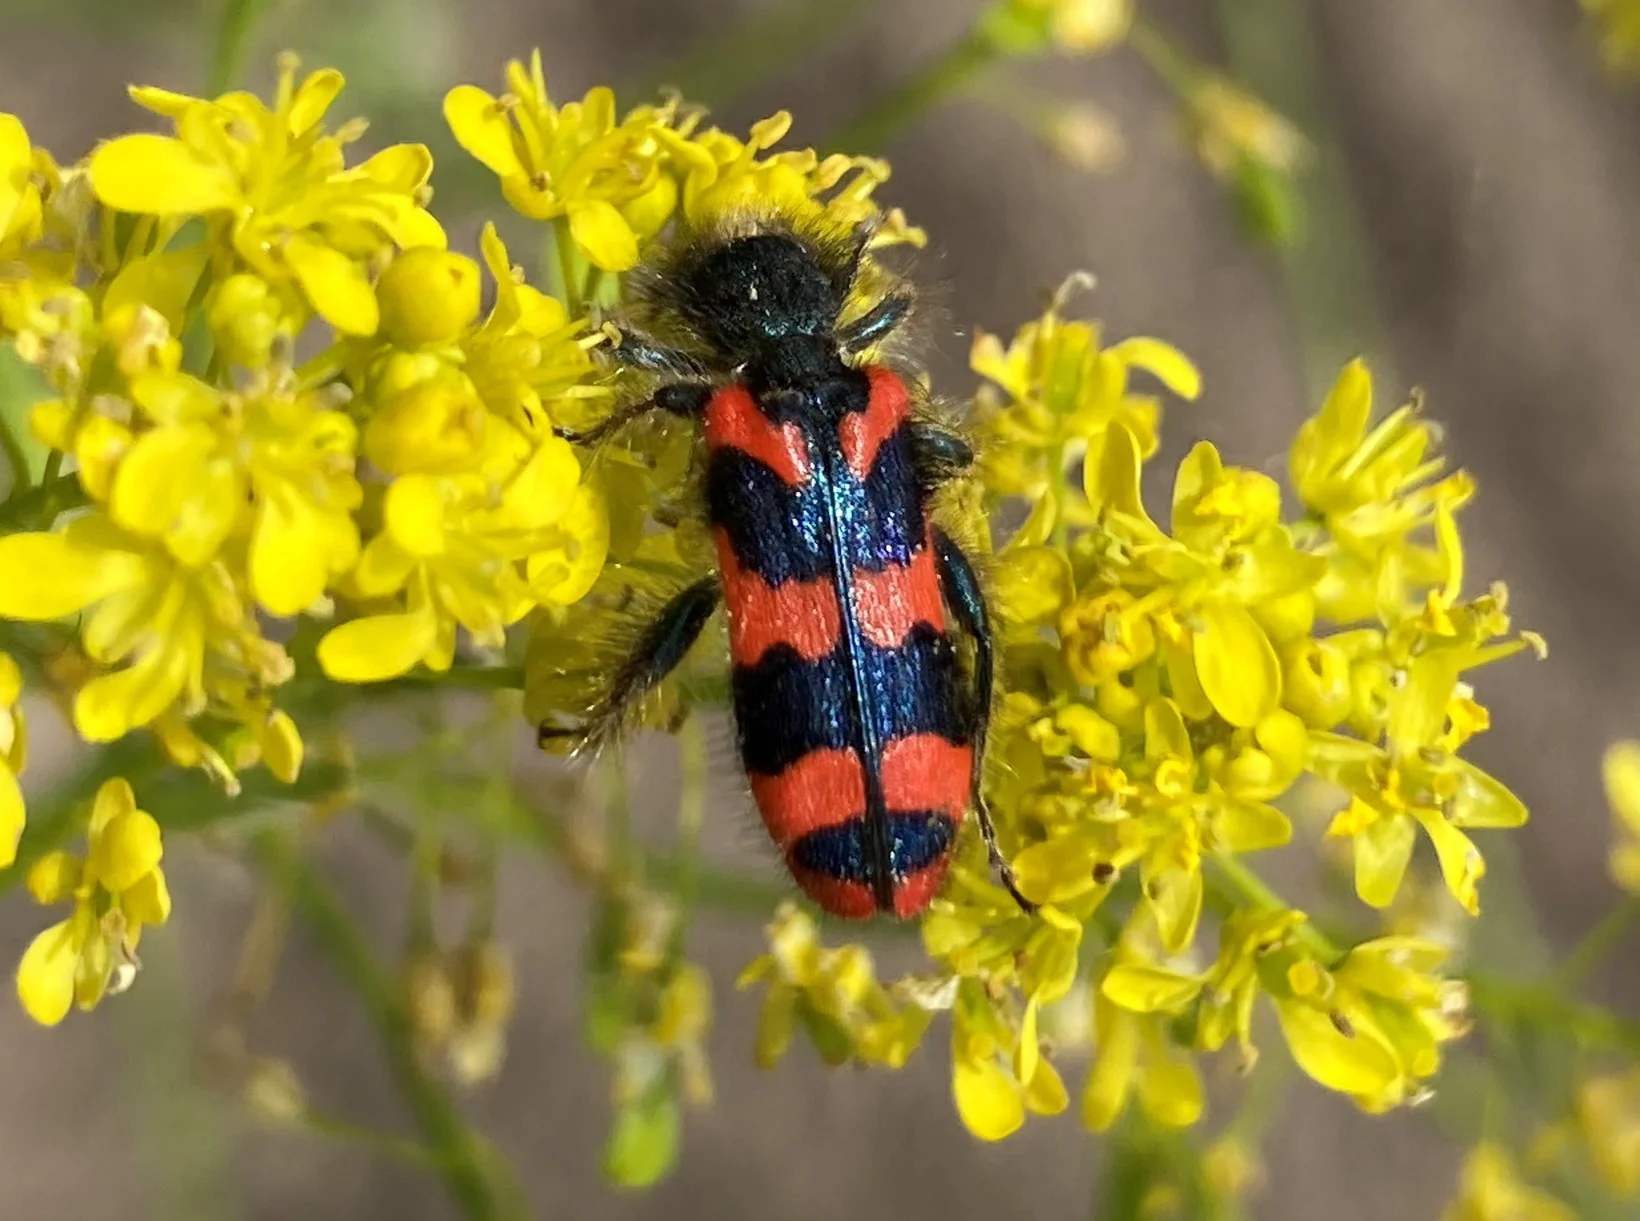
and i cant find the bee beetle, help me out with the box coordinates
[542,214,1032,920]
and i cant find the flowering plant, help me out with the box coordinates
[0,3,1634,1217]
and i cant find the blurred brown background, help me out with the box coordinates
[2,0,1637,1217]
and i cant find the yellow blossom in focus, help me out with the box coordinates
[100,364,362,616]
[0,513,293,745]
[88,56,443,334]
[0,652,26,866]
[15,778,171,1026]
[1442,1145,1577,1221]
[1602,740,1640,893]
[971,275,1199,537]
[444,50,677,271]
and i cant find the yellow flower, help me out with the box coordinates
[88,56,443,334]
[737,903,932,1072]
[1576,1068,1640,1198]
[318,406,603,682]
[1442,1145,1577,1221]
[1183,75,1308,182]
[1602,740,1640,893]
[980,0,1134,56]
[972,277,1199,531]
[0,652,26,866]
[0,513,291,743]
[444,50,675,271]
[106,365,362,615]
[662,112,924,251]
[15,778,172,1026]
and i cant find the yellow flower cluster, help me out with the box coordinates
[0,52,920,1026]
[739,281,1539,1140]
[1603,740,1640,892]
[16,778,171,1026]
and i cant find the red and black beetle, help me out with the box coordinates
[542,214,1030,920]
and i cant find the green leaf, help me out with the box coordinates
[603,1089,680,1190]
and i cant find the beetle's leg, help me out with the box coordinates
[907,421,975,494]
[933,528,1035,915]
[559,381,713,447]
[601,322,708,377]
[537,577,721,754]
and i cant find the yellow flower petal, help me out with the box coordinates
[567,199,640,272]
[1194,601,1281,727]
[89,134,238,214]
[110,426,239,564]
[443,86,522,178]
[1274,997,1400,1099]
[1082,1002,1139,1132]
[74,654,187,742]
[527,483,608,606]
[0,113,33,236]
[1101,964,1203,1013]
[0,531,143,620]
[251,489,350,616]
[260,710,304,784]
[1145,866,1203,955]
[952,1057,1026,1141]
[288,68,344,134]
[16,918,80,1027]
[1137,1047,1205,1128]
[284,233,378,335]
[0,760,23,868]
[1604,741,1640,835]
[1413,809,1485,915]
[501,435,580,529]
[384,475,448,556]
[123,867,172,927]
[90,807,164,894]
[1354,812,1416,909]
[26,851,82,904]
[1022,1057,1069,1117]
[1109,336,1201,401]
[992,546,1074,625]
[90,776,136,836]
[318,608,438,682]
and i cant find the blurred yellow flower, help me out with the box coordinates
[1602,740,1640,893]
[15,778,171,1026]
[1583,0,1640,72]
[1442,1144,1576,1221]
[0,652,26,867]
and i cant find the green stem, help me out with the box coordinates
[0,471,86,531]
[298,1109,447,1172]
[259,834,517,1221]
[1551,893,1640,992]
[1208,853,1344,963]
[554,219,586,316]
[1215,0,1393,396]
[0,412,31,500]
[207,0,269,96]
[668,717,708,939]
[1125,18,1202,97]
[1467,972,1640,1057]
[827,32,998,153]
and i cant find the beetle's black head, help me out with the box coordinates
[669,231,843,362]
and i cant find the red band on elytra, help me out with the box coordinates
[839,365,912,479]
[749,747,866,848]
[704,383,811,487]
[716,530,841,666]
